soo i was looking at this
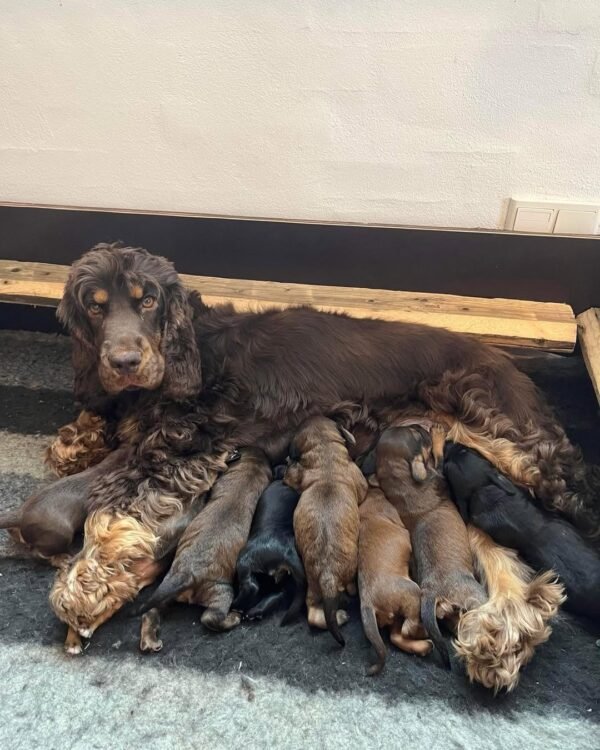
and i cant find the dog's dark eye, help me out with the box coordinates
[141,295,156,309]
[88,302,103,316]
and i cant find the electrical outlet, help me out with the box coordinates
[505,199,600,235]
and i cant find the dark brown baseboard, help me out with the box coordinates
[0,204,598,337]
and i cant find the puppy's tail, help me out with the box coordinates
[360,602,386,675]
[321,573,345,646]
[421,594,450,669]
[0,509,21,529]
[133,571,191,616]
[280,552,307,626]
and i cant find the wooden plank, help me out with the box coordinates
[0,259,577,352]
[577,308,600,405]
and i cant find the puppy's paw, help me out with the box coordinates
[202,608,241,632]
[64,643,83,656]
[139,636,164,653]
[336,609,350,626]
[64,628,83,656]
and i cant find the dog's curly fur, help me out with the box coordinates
[46,410,110,477]
[48,243,592,642]
[49,511,160,645]
[454,526,565,693]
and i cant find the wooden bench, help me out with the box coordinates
[577,309,600,405]
[0,259,577,353]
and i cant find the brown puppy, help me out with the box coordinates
[373,424,486,665]
[135,448,272,641]
[358,486,432,674]
[0,447,129,561]
[284,416,368,645]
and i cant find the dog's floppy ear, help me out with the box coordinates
[161,285,202,400]
[410,456,429,483]
[57,278,107,409]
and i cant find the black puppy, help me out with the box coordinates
[232,473,306,623]
[444,442,600,621]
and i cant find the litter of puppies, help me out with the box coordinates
[3,243,600,695]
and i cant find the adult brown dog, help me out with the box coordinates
[372,424,487,666]
[358,486,432,674]
[284,416,368,644]
[135,448,271,644]
[43,243,593,639]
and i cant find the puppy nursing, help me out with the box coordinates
[372,424,487,665]
[232,476,305,623]
[358,486,432,674]
[284,416,368,644]
[136,448,272,641]
[444,443,597,621]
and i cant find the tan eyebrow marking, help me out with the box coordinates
[93,289,109,304]
[130,284,144,300]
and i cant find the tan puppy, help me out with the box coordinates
[373,424,486,666]
[135,448,272,643]
[358,486,432,674]
[284,416,368,645]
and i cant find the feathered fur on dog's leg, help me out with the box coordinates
[45,411,110,478]
[454,525,565,693]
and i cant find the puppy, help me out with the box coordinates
[232,474,305,623]
[373,424,487,666]
[284,416,368,645]
[358,486,432,674]
[444,442,599,621]
[0,446,129,561]
[135,447,272,640]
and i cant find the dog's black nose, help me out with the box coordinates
[109,350,142,374]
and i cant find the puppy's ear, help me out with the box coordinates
[57,278,107,408]
[337,425,357,448]
[161,285,202,400]
[410,456,428,483]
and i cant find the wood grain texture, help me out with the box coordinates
[0,259,576,352]
[577,308,600,404]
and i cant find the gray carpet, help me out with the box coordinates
[0,330,598,750]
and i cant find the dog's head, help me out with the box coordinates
[376,425,436,483]
[443,442,517,500]
[285,416,355,488]
[57,243,201,406]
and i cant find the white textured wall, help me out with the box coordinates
[1,1,599,229]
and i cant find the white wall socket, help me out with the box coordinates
[505,199,600,235]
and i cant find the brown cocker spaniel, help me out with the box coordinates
[43,243,593,682]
